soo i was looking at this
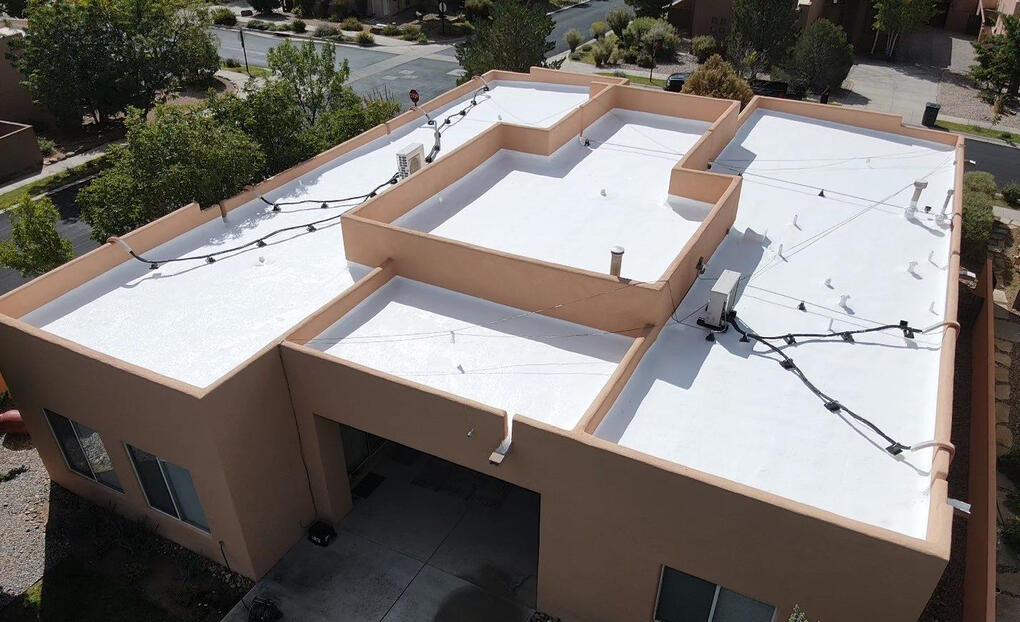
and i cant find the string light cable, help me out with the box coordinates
[722,310,954,460]
[116,81,494,270]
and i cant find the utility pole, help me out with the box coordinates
[239,27,250,75]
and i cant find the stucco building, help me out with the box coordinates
[0,69,965,621]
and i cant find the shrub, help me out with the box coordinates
[314,24,343,40]
[961,180,995,269]
[591,37,616,67]
[223,57,242,68]
[681,54,753,105]
[565,28,583,53]
[211,7,237,26]
[416,32,429,44]
[247,19,270,30]
[964,170,998,196]
[37,136,56,157]
[401,24,422,40]
[1005,518,1020,554]
[606,6,634,36]
[380,23,402,36]
[340,16,362,31]
[787,18,853,94]
[464,0,492,21]
[581,43,593,53]
[1001,451,1020,485]
[691,35,717,63]
[621,16,656,49]
[356,30,375,45]
[1003,181,1020,206]
[0,196,73,278]
[292,19,306,33]
[273,22,292,32]
[590,20,608,40]
[643,19,680,60]
[636,50,654,68]
[569,51,582,61]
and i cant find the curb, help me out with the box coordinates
[546,0,592,15]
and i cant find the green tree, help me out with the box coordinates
[455,1,555,79]
[871,0,937,58]
[79,106,265,242]
[788,605,812,622]
[248,0,280,14]
[972,15,1020,101]
[0,197,73,278]
[1,0,27,17]
[16,0,217,129]
[680,54,753,106]
[727,0,798,78]
[267,39,353,125]
[787,19,854,94]
[606,6,634,36]
[623,0,669,18]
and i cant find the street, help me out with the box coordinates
[211,0,628,105]
[965,137,1020,186]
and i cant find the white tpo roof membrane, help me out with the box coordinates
[308,277,632,430]
[596,110,958,538]
[395,109,715,283]
[22,81,590,387]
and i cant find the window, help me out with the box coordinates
[126,445,209,531]
[655,566,775,622]
[44,409,122,492]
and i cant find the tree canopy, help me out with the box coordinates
[787,19,854,94]
[79,106,265,242]
[16,0,218,129]
[727,0,799,77]
[623,0,669,18]
[0,197,73,278]
[456,1,555,79]
[971,14,1020,102]
[872,0,937,57]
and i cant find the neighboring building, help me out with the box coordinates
[0,68,965,622]
[669,0,984,49]
[0,28,52,128]
[978,0,1020,36]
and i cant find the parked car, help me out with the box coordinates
[664,72,691,93]
[749,79,789,98]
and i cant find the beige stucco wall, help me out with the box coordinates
[0,121,42,183]
[0,70,967,619]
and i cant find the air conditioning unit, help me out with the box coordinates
[397,143,425,179]
[700,269,741,330]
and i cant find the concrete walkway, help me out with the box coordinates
[222,445,540,622]
[0,143,113,199]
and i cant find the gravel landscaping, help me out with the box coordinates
[938,70,1020,130]
[0,432,63,608]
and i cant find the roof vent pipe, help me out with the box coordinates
[907,179,928,219]
[610,246,625,277]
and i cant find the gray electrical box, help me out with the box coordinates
[702,269,741,329]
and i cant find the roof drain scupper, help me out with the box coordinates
[489,412,514,466]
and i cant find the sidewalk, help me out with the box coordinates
[0,143,113,199]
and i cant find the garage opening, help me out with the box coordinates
[338,423,540,617]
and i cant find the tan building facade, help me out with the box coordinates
[0,69,966,622]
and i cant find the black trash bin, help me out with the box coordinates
[922,102,941,128]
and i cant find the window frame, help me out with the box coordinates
[124,443,210,533]
[42,408,123,493]
[652,565,777,622]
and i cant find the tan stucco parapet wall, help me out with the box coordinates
[342,82,743,334]
[277,91,965,622]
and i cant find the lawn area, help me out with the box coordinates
[0,156,109,211]
[2,559,173,622]
[218,59,272,78]
[937,119,1020,144]
[595,71,665,89]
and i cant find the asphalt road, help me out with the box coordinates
[965,137,1020,185]
[0,185,100,295]
[547,0,628,55]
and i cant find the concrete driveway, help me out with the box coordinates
[222,444,540,622]
[837,61,940,125]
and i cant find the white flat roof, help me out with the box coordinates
[22,81,590,388]
[394,110,714,283]
[596,110,957,538]
[308,277,632,430]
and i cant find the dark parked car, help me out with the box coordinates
[749,79,789,98]
[664,72,691,93]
